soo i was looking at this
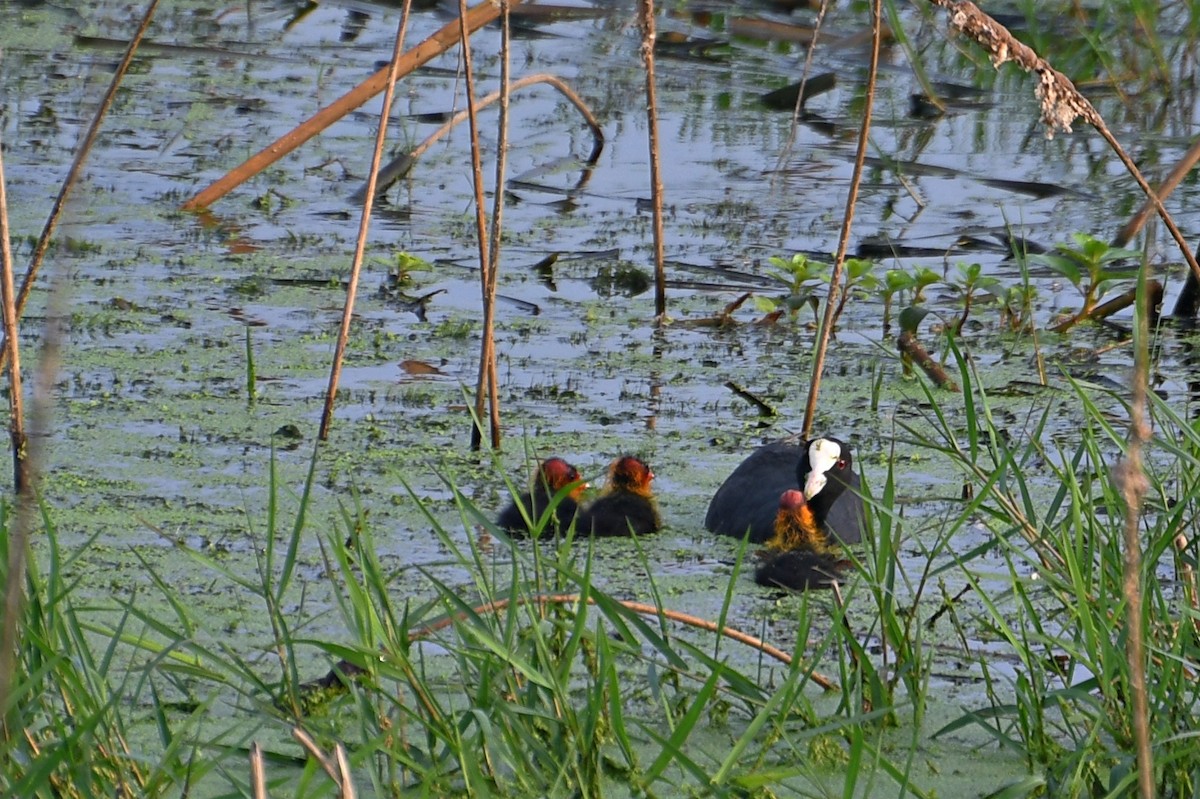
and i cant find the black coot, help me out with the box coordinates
[705,437,863,545]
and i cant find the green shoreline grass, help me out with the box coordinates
[5,350,1200,797]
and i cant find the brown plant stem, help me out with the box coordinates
[471,0,513,454]
[637,0,668,319]
[897,331,959,391]
[319,5,412,442]
[1047,279,1162,334]
[1111,136,1200,248]
[179,0,514,212]
[802,0,882,437]
[0,137,27,494]
[775,0,831,169]
[459,0,501,451]
[292,728,357,798]
[0,0,160,376]
[1115,277,1154,799]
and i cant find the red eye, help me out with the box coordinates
[836,459,846,469]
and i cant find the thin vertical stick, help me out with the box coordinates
[801,0,882,438]
[0,139,26,493]
[637,0,668,319]
[1118,273,1154,799]
[471,0,513,451]
[460,0,500,450]
[319,4,413,440]
[0,0,160,375]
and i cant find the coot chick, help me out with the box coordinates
[497,457,586,536]
[754,489,852,590]
[705,437,863,545]
[580,455,661,537]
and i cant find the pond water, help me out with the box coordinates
[2,0,1198,795]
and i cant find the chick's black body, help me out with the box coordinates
[497,457,584,536]
[581,455,661,537]
[752,488,854,591]
[754,549,851,590]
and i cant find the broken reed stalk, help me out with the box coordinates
[179,0,514,212]
[470,0,512,453]
[355,74,604,202]
[636,0,668,319]
[801,0,882,438]
[1116,277,1154,799]
[249,743,266,799]
[459,0,501,451]
[319,5,413,442]
[292,728,358,798]
[925,0,1200,288]
[897,331,959,391]
[0,0,160,375]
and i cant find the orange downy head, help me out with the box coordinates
[538,458,587,500]
[764,489,832,553]
[608,455,654,496]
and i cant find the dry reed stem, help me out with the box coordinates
[292,727,344,785]
[0,129,23,744]
[357,74,603,202]
[637,0,668,319]
[897,331,959,391]
[0,0,160,375]
[438,593,831,685]
[927,0,1200,288]
[0,134,27,495]
[476,0,514,452]
[179,0,513,211]
[801,0,883,438]
[458,0,501,451]
[319,5,412,441]
[470,0,513,452]
[1114,280,1154,799]
[1111,136,1200,248]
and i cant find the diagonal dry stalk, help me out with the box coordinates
[180,0,516,212]
[927,0,1200,286]
[0,0,160,375]
[637,0,668,319]
[801,0,883,438]
[319,4,413,441]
